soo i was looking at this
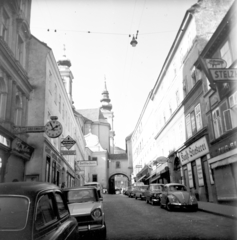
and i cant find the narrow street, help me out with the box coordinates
[103,194,237,240]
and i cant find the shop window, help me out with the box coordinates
[220,41,232,67]
[116,161,121,169]
[92,174,97,182]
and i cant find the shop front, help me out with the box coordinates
[178,136,211,202]
[208,136,237,203]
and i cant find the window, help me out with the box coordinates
[59,94,61,113]
[195,103,203,131]
[54,192,69,218]
[212,107,223,138]
[15,93,23,126]
[116,161,121,169]
[191,66,197,88]
[229,91,237,128]
[17,35,24,65]
[220,41,232,67]
[190,111,197,135]
[92,174,97,182]
[185,114,192,139]
[2,10,10,43]
[54,84,57,104]
[35,193,57,229]
[45,157,51,182]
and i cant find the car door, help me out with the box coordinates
[33,191,62,240]
[54,191,78,240]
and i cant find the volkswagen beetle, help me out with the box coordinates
[160,183,198,211]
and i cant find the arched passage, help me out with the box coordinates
[108,173,129,194]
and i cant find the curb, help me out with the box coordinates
[198,208,237,220]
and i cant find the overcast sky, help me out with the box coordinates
[31,0,196,149]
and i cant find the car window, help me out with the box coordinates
[68,189,96,203]
[54,192,69,218]
[0,196,29,230]
[169,185,187,191]
[35,193,57,229]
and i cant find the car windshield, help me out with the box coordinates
[169,185,187,191]
[67,189,96,203]
[0,196,29,230]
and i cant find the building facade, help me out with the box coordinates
[0,0,33,182]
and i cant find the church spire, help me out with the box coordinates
[100,80,112,111]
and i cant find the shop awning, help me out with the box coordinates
[146,173,156,180]
[211,155,236,169]
[137,174,146,182]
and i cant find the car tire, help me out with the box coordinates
[146,198,149,204]
[135,196,137,199]
[166,201,172,211]
[160,203,163,208]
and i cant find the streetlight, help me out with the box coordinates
[130,30,139,47]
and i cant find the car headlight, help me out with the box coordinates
[189,195,197,203]
[91,208,102,220]
[169,195,179,203]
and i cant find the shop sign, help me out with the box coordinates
[12,138,34,160]
[196,158,204,186]
[209,68,237,82]
[61,135,76,150]
[61,150,76,155]
[178,136,209,165]
[205,58,227,69]
[77,160,97,167]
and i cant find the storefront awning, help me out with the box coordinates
[146,173,156,180]
[137,174,146,182]
[211,155,237,169]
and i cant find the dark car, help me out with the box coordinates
[62,186,106,240]
[0,182,78,240]
[127,186,137,198]
[84,182,103,199]
[160,183,198,211]
[134,185,148,200]
[144,183,164,205]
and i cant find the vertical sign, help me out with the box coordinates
[196,158,204,186]
[187,163,194,188]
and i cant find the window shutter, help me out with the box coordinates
[223,110,232,131]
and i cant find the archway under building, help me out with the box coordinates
[108,173,129,194]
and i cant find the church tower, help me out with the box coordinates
[100,81,115,153]
[57,45,74,105]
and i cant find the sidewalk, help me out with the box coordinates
[198,201,237,219]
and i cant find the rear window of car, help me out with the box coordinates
[0,196,29,230]
[153,185,163,190]
[67,189,96,203]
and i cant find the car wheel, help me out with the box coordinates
[146,198,149,204]
[166,200,172,211]
[135,196,137,199]
[140,195,142,200]
[160,202,163,208]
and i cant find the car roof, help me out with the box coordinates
[62,186,97,191]
[84,182,100,185]
[150,183,164,185]
[0,182,59,198]
[165,183,185,186]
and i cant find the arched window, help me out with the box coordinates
[15,93,23,125]
[0,70,7,119]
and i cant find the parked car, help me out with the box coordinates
[0,182,78,240]
[134,185,148,200]
[126,186,135,197]
[62,186,107,239]
[160,183,198,211]
[144,183,164,205]
[84,181,103,199]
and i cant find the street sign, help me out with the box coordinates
[61,135,76,150]
[77,161,97,167]
[61,150,76,155]
[13,126,45,134]
[209,68,237,82]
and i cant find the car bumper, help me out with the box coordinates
[170,203,198,209]
[78,224,106,238]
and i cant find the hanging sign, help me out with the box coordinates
[61,135,76,150]
[209,68,237,82]
[77,161,97,167]
[13,126,45,134]
[12,138,34,160]
[61,150,76,155]
[205,58,227,69]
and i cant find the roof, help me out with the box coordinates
[77,108,106,122]
[114,146,126,154]
[0,182,59,197]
